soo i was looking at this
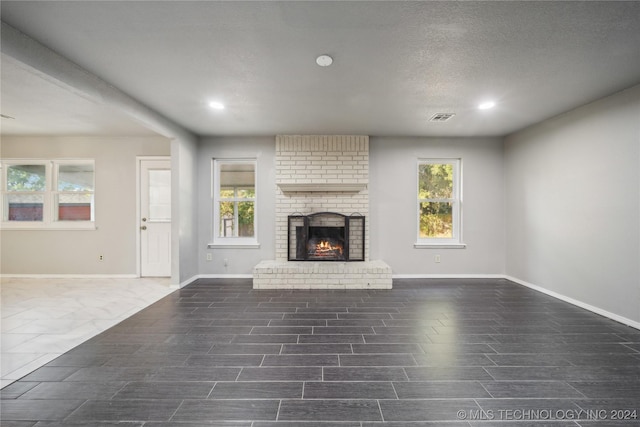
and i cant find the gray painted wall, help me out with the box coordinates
[369,137,505,275]
[196,135,505,276]
[1,136,170,275]
[504,84,640,323]
[173,136,199,285]
[197,137,276,275]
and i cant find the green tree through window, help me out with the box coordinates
[214,160,256,242]
[417,160,460,242]
[7,165,46,191]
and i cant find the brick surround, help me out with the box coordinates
[253,135,392,289]
[275,135,370,261]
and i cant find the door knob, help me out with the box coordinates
[140,225,147,230]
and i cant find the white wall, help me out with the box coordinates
[369,137,505,275]
[504,84,640,325]
[197,137,276,275]
[1,136,170,275]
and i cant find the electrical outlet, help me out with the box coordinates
[98,255,104,261]
[224,258,229,267]
[206,253,212,261]
[434,254,441,263]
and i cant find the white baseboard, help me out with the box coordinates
[179,274,253,288]
[198,274,254,279]
[178,275,200,288]
[177,272,640,331]
[392,273,639,330]
[393,274,505,279]
[506,275,640,331]
[1,274,139,279]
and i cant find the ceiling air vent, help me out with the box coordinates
[429,113,455,122]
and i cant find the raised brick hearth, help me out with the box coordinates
[253,260,392,289]
[252,135,392,289]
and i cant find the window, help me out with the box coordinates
[5,162,47,222]
[416,159,462,246]
[55,163,95,221]
[1,159,95,229]
[212,159,257,246]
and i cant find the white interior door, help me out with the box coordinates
[140,159,171,277]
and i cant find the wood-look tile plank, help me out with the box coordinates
[3,278,638,425]
[238,367,322,381]
[303,381,396,399]
[172,399,279,421]
[278,400,382,422]
[379,399,480,421]
[66,399,182,422]
[210,381,302,399]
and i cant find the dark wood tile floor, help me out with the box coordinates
[2,278,640,426]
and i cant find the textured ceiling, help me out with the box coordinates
[1,56,159,136]
[1,1,640,137]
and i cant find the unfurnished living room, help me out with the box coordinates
[1,1,639,425]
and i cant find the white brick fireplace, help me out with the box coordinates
[253,135,392,289]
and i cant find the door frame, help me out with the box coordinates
[136,155,171,277]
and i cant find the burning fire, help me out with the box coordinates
[314,239,343,256]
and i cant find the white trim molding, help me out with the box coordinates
[413,244,467,249]
[179,273,253,288]
[207,244,260,249]
[1,274,138,279]
[198,274,254,279]
[93,271,639,332]
[392,273,640,330]
[392,274,504,279]
[506,275,640,331]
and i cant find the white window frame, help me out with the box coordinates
[415,158,464,248]
[210,158,259,248]
[1,159,96,230]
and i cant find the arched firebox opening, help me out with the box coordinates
[288,212,365,262]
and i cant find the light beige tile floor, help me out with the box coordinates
[0,277,175,388]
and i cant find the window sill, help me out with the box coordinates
[208,243,261,249]
[414,243,466,249]
[1,223,97,231]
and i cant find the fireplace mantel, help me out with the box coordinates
[277,183,367,193]
[254,135,391,289]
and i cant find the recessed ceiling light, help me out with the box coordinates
[316,54,333,67]
[478,101,496,110]
[208,101,225,110]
